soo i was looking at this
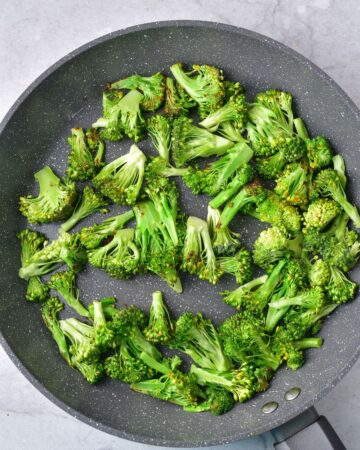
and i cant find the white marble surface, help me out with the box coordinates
[1,0,360,448]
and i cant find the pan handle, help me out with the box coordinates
[271,407,346,449]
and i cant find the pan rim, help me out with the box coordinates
[1,20,360,447]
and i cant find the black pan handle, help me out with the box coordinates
[272,407,346,450]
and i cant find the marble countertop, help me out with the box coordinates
[1,0,360,448]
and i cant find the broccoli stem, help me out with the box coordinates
[209,177,246,209]
[333,155,346,189]
[293,118,309,140]
[265,305,288,332]
[219,190,255,228]
[35,166,60,198]
[293,337,323,350]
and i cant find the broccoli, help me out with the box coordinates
[247,190,302,235]
[221,274,268,309]
[60,187,109,232]
[144,156,190,184]
[218,182,267,229]
[191,363,270,403]
[208,165,254,210]
[333,154,346,188]
[17,229,49,302]
[199,92,248,133]
[18,232,87,279]
[79,210,134,250]
[274,161,309,208]
[315,168,360,228]
[326,265,357,304]
[306,137,333,171]
[147,115,172,163]
[19,166,77,224]
[269,287,324,311]
[171,117,233,167]
[88,297,117,319]
[170,312,233,371]
[217,248,253,285]
[170,63,225,119]
[184,385,234,415]
[308,258,330,287]
[48,271,88,317]
[66,128,104,181]
[134,200,182,292]
[93,89,145,142]
[91,300,116,352]
[207,205,241,256]
[253,227,303,271]
[181,216,222,284]
[88,228,140,279]
[93,144,146,205]
[303,198,340,231]
[111,72,165,111]
[164,77,196,117]
[143,291,174,344]
[183,141,253,196]
[219,312,280,370]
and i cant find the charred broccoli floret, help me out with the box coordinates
[164,77,196,117]
[170,63,225,119]
[48,271,88,317]
[19,166,77,224]
[147,115,172,163]
[274,161,309,208]
[93,144,146,205]
[207,205,241,256]
[143,291,174,344]
[217,248,253,285]
[306,136,333,171]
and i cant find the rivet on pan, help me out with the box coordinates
[261,401,278,414]
[284,387,301,401]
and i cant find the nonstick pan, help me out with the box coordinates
[0,21,358,448]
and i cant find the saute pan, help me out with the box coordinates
[0,21,358,448]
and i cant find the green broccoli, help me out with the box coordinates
[170,312,233,371]
[164,77,196,117]
[315,168,360,228]
[144,156,190,184]
[308,258,330,287]
[170,63,225,119]
[171,117,233,167]
[111,72,165,111]
[60,187,109,233]
[333,154,346,188]
[93,144,146,205]
[143,291,174,344]
[66,128,105,181]
[17,229,49,302]
[326,265,357,304]
[269,287,324,311]
[147,115,172,163]
[221,274,269,309]
[88,228,140,279]
[306,137,333,171]
[274,161,309,208]
[181,216,222,285]
[303,198,340,231]
[79,210,134,250]
[91,300,116,352]
[207,205,241,256]
[184,385,234,415]
[217,248,253,285]
[88,297,117,319]
[19,166,77,224]
[48,271,88,317]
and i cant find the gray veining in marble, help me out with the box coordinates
[1,0,360,449]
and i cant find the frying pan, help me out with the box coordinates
[0,21,358,448]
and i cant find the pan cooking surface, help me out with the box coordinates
[1,22,360,446]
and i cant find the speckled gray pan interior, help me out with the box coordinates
[1,21,360,447]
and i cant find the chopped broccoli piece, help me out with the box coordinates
[19,166,78,224]
[269,287,325,310]
[91,300,116,352]
[274,161,309,208]
[143,291,174,344]
[48,271,88,317]
[306,136,333,171]
[60,187,109,232]
[144,156,189,184]
[303,198,340,231]
[217,248,253,285]
[333,154,346,188]
[308,258,330,287]
[326,265,357,304]
[170,63,225,119]
[93,144,146,205]
[184,385,234,415]
[221,274,268,310]
[147,115,172,163]
[207,205,241,256]
[164,77,196,117]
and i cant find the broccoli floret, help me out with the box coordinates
[181,216,222,284]
[164,77,196,117]
[315,169,360,228]
[269,287,325,311]
[253,227,303,271]
[17,229,49,302]
[134,200,182,292]
[191,363,270,403]
[60,187,109,233]
[144,157,190,185]
[93,144,146,205]
[88,297,117,319]
[170,63,225,119]
[143,291,174,344]
[184,385,234,415]
[18,232,87,279]
[19,166,78,224]
[91,300,116,352]
[274,161,309,208]
[66,128,105,181]
[170,312,232,371]
[199,92,248,133]
[183,142,253,196]
[48,271,88,317]
[303,198,340,231]
[72,359,104,384]
[247,190,302,235]
[326,265,357,304]
[171,117,233,167]
[221,274,268,309]
[111,72,165,111]
[219,313,280,370]
[333,154,346,188]
[218,182,267,228]
[147,115,172,163]
[88,228,140,279]
[217,248,253,285]
[79,210,134,250]
[308,258,330,287]
[207,205,241,256]
[93,89,145,142]
[306,136,333,171]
